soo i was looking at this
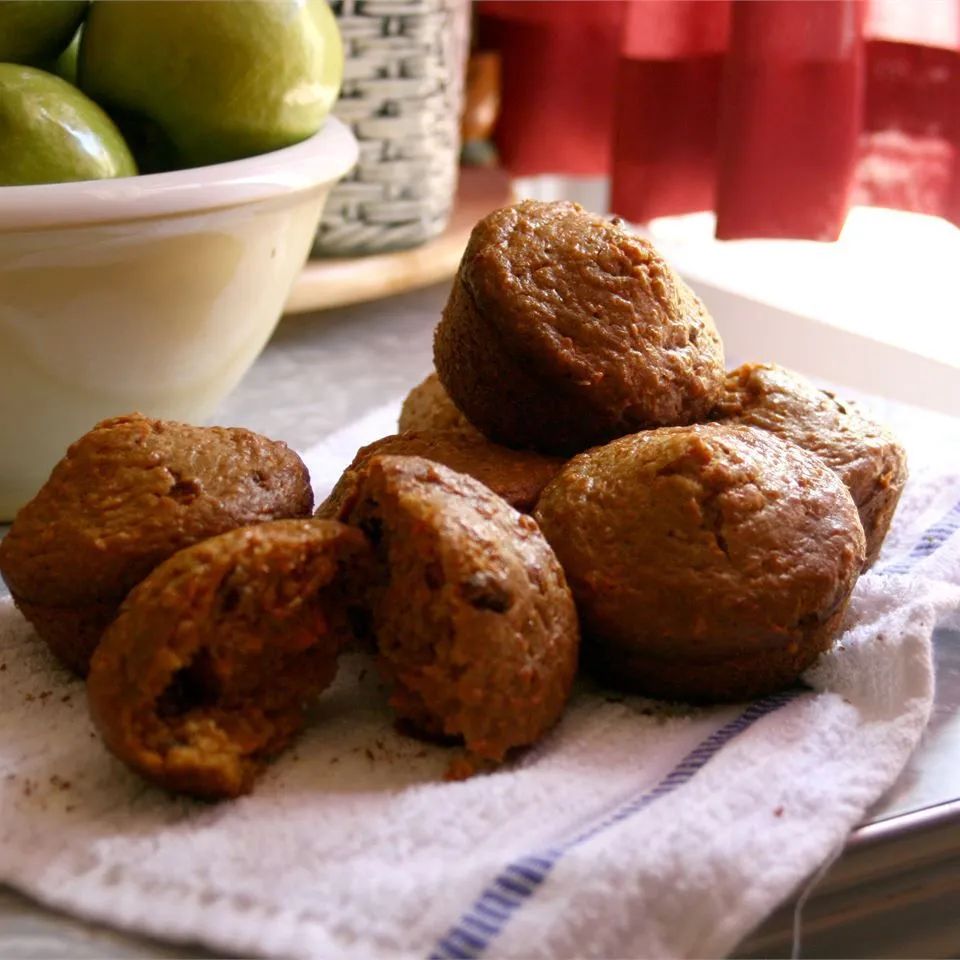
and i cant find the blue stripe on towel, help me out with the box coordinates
[430,495,959,959]
[881,498,960,575]
[429,689,799,960]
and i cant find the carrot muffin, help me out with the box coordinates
[534,424,865,702]
[334,454,579,774]
[317,429,565,517]
[434,200,725,454]
[398,372,479,437]
[0,414,313,675]
[712,363,907,567]
[87,520,371,799]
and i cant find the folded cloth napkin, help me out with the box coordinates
[1,394,959,960]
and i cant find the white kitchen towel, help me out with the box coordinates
[1,395,959,960]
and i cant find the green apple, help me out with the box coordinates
[53,27,82,85]
[0,63,136,186]
[0,1,87,65]
[78,0,344,170]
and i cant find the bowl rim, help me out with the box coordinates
[1,115,358,231]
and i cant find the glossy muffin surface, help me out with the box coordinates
[337,454,579,773]
[713,363,906,567]
[87,519,370,799]
[398,372,479,437]
[317,429,565,517]
[0,414,313,674]
[535,424,865,701]
[435,200,725,454]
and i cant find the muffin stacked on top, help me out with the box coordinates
[426,199,903,700]
[436,201,726,453]
[0,200,906,800]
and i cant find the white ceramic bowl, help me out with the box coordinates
[0,117,358,521]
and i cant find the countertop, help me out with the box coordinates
[2,282,959,958]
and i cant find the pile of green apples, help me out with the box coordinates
[0,0,344,186]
